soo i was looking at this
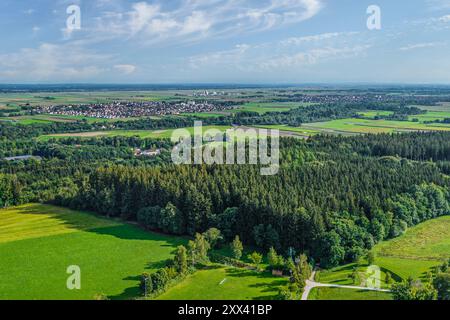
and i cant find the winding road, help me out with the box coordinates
[301,271,391,300]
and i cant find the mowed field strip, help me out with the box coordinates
[315,215,450,297]
[0,204,186,300]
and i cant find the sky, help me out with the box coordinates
[0,0,449,84]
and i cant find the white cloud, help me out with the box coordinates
[258,45,371,69]
[438,14,450,22]
[399,42,445,51]
[0,43,109,81]
[281,32,359,46]
[114,64,137,74]
[188,35,371,72]
[426,0,450,10]
[94,0,324,44]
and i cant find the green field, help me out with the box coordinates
[357,111,394,118]
[157,266,287,300]
[38,125,233,141]
[308,287,392,300]
[254,125,321,137]
[374,216,450,261]
[232,102,310,114]
[317,216,450,290]
[302,118,450,134]
[0,114,148,125]
[0,91,173,107]
[0,204,186,300]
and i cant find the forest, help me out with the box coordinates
[1,131,449,267]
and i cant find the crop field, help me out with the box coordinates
[416,103,450,112]
[302,118,450,134]
[357,111,394,118]
[38,125,233,141]
[0,204,186,300]
[316,215,450,292]
[156,266,288,300]
[254,125,321,137]
[407,111,450,122]
[231,102,310,114]
[0,91,173,107]
[0,114,146,125]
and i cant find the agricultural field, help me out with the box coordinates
[0,204,186,300]
[357,111,394,118]
[157,266,288,300]
[407,111,450,122]
[231,102,310,114]
[0,91,172,107]
[315,215,450,295]
[38,125,233,141]
[254,124,321,137]
[302,118,450,135]
[0,114,146,125]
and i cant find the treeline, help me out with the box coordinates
[234,103,425,126]
[0,115,232,140]
[313,132,450,161]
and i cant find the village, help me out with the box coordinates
[34,100,234,119]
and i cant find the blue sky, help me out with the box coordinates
[0,0,449,84]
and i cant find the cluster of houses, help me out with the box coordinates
[35,100,234,119]
[133,148,161,157]
[3,155,42,161]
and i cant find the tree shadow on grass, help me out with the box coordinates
[16,204,186,246]
[379,266,402,283]
[107,284,141,300]
[224,267,287,300]
[87,225,186,245]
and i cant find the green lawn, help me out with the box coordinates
[157,266,287,300]
[0,204,186,300]
[317,216,450,290]
[308,287,392,300]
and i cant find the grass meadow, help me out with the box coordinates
[315,215,450,297]
[157,265,288,300]
[308,287,392,300]
[0,204,186,300]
